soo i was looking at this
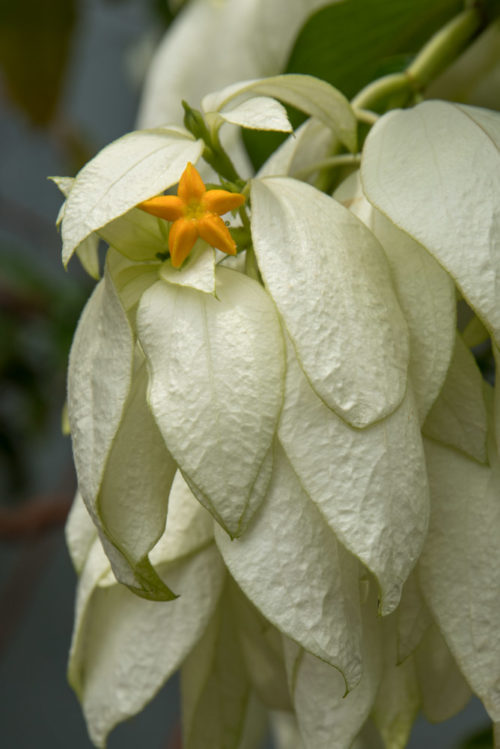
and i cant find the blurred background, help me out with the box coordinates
[0,0,496,746]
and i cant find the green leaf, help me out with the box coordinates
[137,268,284,537]
[251,176,409,428]
[285,0,462,100]
[215,444,363,691]
[361,102,500,346]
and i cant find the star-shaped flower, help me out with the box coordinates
[138,162,246,267]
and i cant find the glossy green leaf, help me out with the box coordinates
[423,334,488,463]
[286,0,461,99]
[362,102,500,345]
[279,340,428,615]
[419,439,500,721]
[251,176,409,427]
[203,74,357,152]
[215,444,363,690]
[137,268,284,537]
[61,127,203,266]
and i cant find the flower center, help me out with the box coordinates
[184,199,207,221]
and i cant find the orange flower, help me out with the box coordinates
[138,162,246,267]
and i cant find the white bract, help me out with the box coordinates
[59,59,500,749]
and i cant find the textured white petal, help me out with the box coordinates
[279,339,427,614]
[181,582,253,749]
[215,444,363,690]
[71,544,224,748]
[361,101,500,345]
[231,583,292,712]
[395,572,431,664]
[415,624,471,723]
[65,491,98,574]
[137,0,333,130]
[61,127,203,266]
[258,118,335,180]
[137,269,284,536]
[372,616,420,749]
[423,334,488,463]
[334,170,456,423]
[106,248,160,315]
[218,96,292,132]
[68,270,134,514]
[251,176,409,427]
[419,439,500,721]
[98,206,168,262]
[149,471,214,567]
[203,74,357,152]
[159,241,216,295]
[97,362,177,574]
[284,586,382,749]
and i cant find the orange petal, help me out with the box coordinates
[138,195,185,222]
[202,189,246,216]
[197,214,236,256]
[169,219,199,267]
[177,162,206,203]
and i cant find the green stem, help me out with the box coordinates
[352,5,483,112]
[407,6,482,89]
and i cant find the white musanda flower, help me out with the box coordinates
[57,75,500,748]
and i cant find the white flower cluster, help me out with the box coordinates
[56,48,500,749]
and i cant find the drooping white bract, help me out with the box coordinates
[362,101,500,345]
[67,479,224,749]
[333,170,456,424]
[136,267,285,537]
[251,176,409,428]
